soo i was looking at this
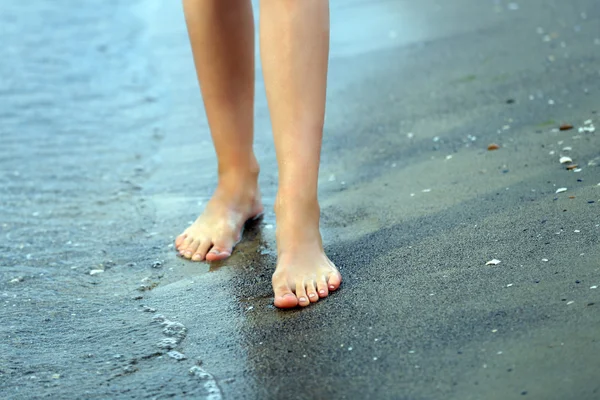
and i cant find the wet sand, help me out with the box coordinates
[1,0,599,399]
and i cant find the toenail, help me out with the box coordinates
[192,254,200,260]
[309,293,316,298]
[299,297,307,302]
[319,290,326,294]
[329,285,335,290]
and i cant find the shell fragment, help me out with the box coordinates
[559,156,573,164]
[486,259,501,266]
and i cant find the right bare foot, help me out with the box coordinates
[175,172,263,262]
[271,194,342,309]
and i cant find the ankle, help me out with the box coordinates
[274,192,321,246]
[275,190,319,219]
[217,158,260,189]
[218,154,259,180]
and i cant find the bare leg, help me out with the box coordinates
[260,0,342,308]
[176,0,263,261]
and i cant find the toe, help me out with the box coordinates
[183,239,201,259]
[205,246,233,261]
[306,281,319,303]
[175,233,187,248]
[178,236,194,254]
[192,241,211,261]
[295,282,310,307]
[316,277,329,298]
[273,285,299,309]
[327,270,342,292]
[205,239,234,261]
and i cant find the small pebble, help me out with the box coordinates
[590,286,597,289]
[555,188,567,193]
[506,283,513,287]
[486,259,501,266]
[559,124,573,131]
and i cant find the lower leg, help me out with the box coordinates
[260,0,341,308]
[177,0,262,261]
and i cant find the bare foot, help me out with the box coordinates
[271,196,342,309]
[175,173,263,262]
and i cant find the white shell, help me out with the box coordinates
[486,259,501,265]
[89,269,104,275]
[559,156,573,164]
[555,187,567,193]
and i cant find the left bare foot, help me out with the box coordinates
[175,168,262,262]
[271,196,342,309]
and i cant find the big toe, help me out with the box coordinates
[273,287,299,309]
[205,244,233,261]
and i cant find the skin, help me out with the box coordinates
[177,0,342,309]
